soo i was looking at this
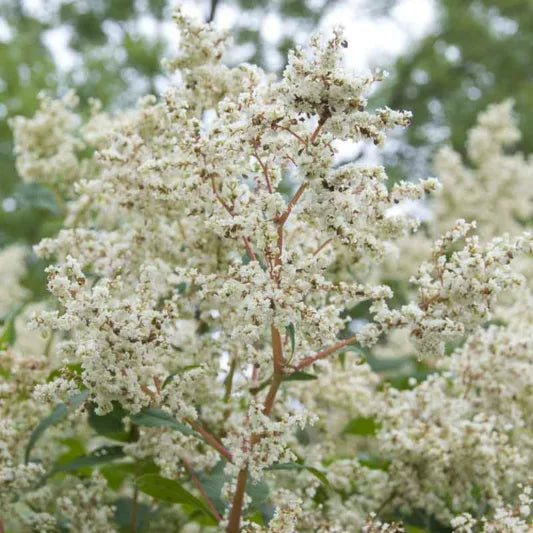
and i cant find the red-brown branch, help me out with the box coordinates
[294,335,358,370]
[183,459,222,523]
[186,418,233,462]
[310,115,328,143]
[209,174,257,262]
[226,468,249,533]
[242,237,257,262]
[274,124,307,145]
[210,174,234,216]
[313,238,333,256]
[277,182,308,226]
[226,116,326,532]
[254,152,273,194]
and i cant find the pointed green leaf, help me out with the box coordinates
[0,315,16,348]
[25,390,89,463]
[49,446,125,476]
[129,408,195,436]
[285,323,295,356]
[0,306,23,349]
[136,473,213,519]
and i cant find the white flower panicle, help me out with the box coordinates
[3,6,533,533]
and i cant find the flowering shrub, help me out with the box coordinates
[1,8,532,533]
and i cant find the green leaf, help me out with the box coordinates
[267,462,331,488]
[285,323,295,356]
[101,463,136,490]
[0,306,23,349]
[0,315,16,348]
[198,461,228,515]
[101,460,158,490]
[343,416,381,436]
[357,452,390,471]
[245,477,270,506]
[114,497,152,532]
[405,526,426,533]
[136,474,214,520]
[247,510,265,525]
[129,408,195,436]
[49,445,125,476]
[25,390,89,463]
[55,438,86,466]
[46,363,83,383]
[15,182,62,216]
[283,371,318,382]
[88,401,130,441]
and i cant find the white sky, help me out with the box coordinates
[21,0,437,75]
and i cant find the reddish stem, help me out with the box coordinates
[183,459,222,522]
[294,335,358,370]
[226,468,249,533]
[186,418,233,462]
[254,152,273,194]
[313,238,333,256]
[242,237,257,262]
[310,115,328,143]
[277,182,308,226]
[274,124,307,145]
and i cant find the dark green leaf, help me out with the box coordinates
[198,461,228,515]
[129,408,195,436]
[25,390,89,463]
[283,371,317,381]
[0,313,16,348]
[343,416,381,436]
[245,477,270,507]
[49,446,124,476]
[88,401,130,440]
[0,305,24,349]
[136,474,213,518]
[55,438,86,466]
[285,323,295,356]
[101,463,136,490]
[114,497,151,532]
[101,460,158,490]
[199,461,271,517]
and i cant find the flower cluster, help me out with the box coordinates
[2,6,532,533]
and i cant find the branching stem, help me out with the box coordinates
[294,334,358,370]
[183,459,222,522]
[186,418,233,462]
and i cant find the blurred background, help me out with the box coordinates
[0,0,531,270]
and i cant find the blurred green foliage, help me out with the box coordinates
[377,0,533,172]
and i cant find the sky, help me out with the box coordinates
[25,0,437,76]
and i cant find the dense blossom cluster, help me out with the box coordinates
[1,7,532,533]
